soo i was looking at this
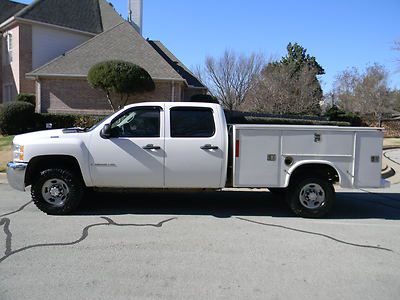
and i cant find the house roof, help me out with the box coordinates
[27,21,184,81]
[0,0,26,24]
[10,0,122,34]
[148,40,206,89]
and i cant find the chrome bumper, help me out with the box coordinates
[6,162,28,192]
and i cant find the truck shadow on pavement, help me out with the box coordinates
[75,190,400,220]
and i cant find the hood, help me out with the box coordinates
[13,129,86,145]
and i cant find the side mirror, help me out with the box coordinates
[100,124,112,139]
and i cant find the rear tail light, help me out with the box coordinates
[235,140,240,157]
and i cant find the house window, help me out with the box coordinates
[6,33,13,63]
[3,84,13,102]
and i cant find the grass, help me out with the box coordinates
[383,138,400,148]
[0,135,14,172]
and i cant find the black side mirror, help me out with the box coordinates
[100,124,112,139]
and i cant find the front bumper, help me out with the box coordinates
[6,162,28,191]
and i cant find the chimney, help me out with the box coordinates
[128,0,143,35]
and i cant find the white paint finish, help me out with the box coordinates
[164,102,227,188]
[88,104,165,188]
[32,24,91,69]
[235,129,281,187]
[9,102,384,192]
[233,125,383,189]
[354,132,384,188]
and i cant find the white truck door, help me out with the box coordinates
[164,106,225,188]
[89,106,164,188]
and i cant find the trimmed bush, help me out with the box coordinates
[0,101,35,135]
[190,94,219,104]
[227,114,350,127]
[16,93,36,106]
[34,114,106,130]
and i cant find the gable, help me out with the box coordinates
[15,0,123,34]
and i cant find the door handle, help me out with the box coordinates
[143,144,161,150]
[201,144,219,150]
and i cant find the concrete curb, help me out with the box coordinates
[0,172,7,184]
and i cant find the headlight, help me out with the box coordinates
[13,144,25,161]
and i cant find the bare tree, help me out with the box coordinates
[334,63,395,125]
[196,50,264,111]
[244,63,322,115]
[395,40,400,68]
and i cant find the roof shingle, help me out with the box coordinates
[0,0,26,24]
[28,22,183,81]
[148,40,206,89]
[12,0,123,34]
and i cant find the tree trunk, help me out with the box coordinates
[106,92,116,111]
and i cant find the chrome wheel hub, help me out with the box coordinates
[299,183,325,209]
[42,178,70,207]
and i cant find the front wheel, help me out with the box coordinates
[31,168,84,215]
[287,177,335,218]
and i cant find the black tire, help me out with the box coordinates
[287,177,335,218]
[31,168,84,215]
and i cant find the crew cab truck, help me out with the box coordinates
[7,102,389,218]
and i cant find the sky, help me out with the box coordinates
[19,0,400,93]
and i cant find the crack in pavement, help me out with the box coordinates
[0,201,32,218]
[0,216,177,265]
[236,217,394,252]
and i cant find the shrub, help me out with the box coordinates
[34,114,106,130]
[88,60,155,111]
[227,114,350,127]
[16,93,36,106]
[190,94,219,104]
[0,101,35,135]
[325,106,362,126]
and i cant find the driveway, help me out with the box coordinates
[1,180,400,299]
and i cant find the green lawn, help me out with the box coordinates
[0,135,14,172]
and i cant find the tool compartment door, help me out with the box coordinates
[234,128,281,187]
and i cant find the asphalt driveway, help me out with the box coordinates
[1,182,400,300]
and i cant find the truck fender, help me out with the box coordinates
[284,160,342,188]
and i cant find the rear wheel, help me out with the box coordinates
[287,177,335,218]
[31,168,84,215]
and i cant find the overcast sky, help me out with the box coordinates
[19,0,400,92]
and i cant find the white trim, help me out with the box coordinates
[26,73,186,82]
[0,16,15,30]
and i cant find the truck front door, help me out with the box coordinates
[89,106,165,188]
[164,106,225,188]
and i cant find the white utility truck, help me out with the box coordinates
[7,102,389,217]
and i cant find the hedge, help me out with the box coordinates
[0,101,36,135]
[34,114,106,130]
[16,93,36,106]
[227,115,351,127]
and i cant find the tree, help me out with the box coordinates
[395,40,400,68]
[244,43,324,115]
[88,60,155,111]
[333,63,396,125]
[196,50,264,111]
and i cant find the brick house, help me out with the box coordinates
[0,0,207,114]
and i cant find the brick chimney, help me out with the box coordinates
[128,0,143,35]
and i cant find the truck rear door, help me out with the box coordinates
[164,106,225,188]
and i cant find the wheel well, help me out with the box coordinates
[25,155,84,186]
[289,163,340,186]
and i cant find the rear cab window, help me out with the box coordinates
[170,107,215,138]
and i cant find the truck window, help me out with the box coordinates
[110,107,160,138]
[170,107,215,138]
